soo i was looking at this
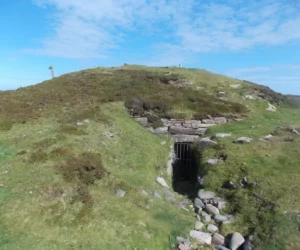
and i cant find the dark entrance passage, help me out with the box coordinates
[172,142,199,197]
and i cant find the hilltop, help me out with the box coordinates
[0,65,299,250]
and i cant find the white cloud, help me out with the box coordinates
[30,0,300,59]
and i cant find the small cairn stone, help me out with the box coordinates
[212,233,225,246]
[230,232,245,250]
[189,230,212,245]
[205,204,220,215]
[207,224,218,233]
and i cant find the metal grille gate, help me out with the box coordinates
[174,143,192,180]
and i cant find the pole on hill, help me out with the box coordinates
[49,65,55,79]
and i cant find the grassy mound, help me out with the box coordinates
[0,65,298,249]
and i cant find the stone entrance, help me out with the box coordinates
[172,142,199,196]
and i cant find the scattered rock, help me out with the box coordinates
[207,159,220,165]
[134,117,148,126]
[205,204,220,215]
[195,221,204,230]
[234,137,252,143]
[207,224,218,233]
[154,191,162,199]
[178,243,189,250]
[222,181,238,190]
[162,188,175,201]
[76,122,84,126]
[156,177,169,188]
[214,117,227,124]
[201,213,212,223]
[213,197,227,210]
[230,84,241,88]
[198,189,216,200]
[266,103,276,112]
[222,215,235,224]
[194,198,205,209]
[161,141,166,145]
[83,119,90,123]
[215,133,231,138]
[214,214,228,222]
[153,127,168,134]
[292,128,300,135]
[212,233,225,245]
[140,190,148,196]
[116,189,126,198]
[263,134,273,140]
[104,131,114,138]
[196,138,218,150]
[215,246,230,250]
[243,235,254,250]
[284,137,294,142]
[244,95,256,100]
[230,232,245,250]
[189,230,212,245]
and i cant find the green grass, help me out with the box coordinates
[0,103,196,249]
[201,100,300,249]
[0,65,298,249]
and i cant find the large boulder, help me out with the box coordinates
[230,232,245,250]
[189,230,212,245]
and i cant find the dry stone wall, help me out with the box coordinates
[134,116,228,142]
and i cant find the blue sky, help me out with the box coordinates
[1,0,300,94]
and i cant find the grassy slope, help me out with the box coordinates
[0,103,194,249]
[203,100,300,249]
[0,65,298,249]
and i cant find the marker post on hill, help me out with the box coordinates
[49,65,55,79]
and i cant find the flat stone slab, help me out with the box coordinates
[169,126,207,135]
[172,134,199,143]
